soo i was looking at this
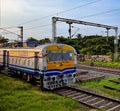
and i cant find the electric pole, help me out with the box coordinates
[106,28,110,42]
[18,26,23,43]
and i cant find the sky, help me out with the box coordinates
[0,0,120,41]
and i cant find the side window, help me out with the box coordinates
[9,58,12,64]
[23,59,26,66]
[0,58,1,62]
[12,58,14,64]
[18,59,21,65]
[15,58,17,64]
[20,59,23,66]
[27,60,33,67]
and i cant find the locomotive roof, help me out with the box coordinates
[0,43,76,53]
[35,43,74,49]
[35,43,54,49]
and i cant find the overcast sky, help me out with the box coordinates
[0,0,120,41]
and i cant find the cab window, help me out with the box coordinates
[48,51,72,62]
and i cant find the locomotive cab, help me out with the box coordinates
[38,44,77,90]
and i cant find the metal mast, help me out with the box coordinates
[18,26,23,43]
[52,17,118,59]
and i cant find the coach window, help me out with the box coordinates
[12,58,14,64]
[18,58,21,65]
[20,59,23,66]
[9,58,12,63]
[23,59,26,66]
[27,60,30,66]
[28,60,33,67]
[15,58,18,64]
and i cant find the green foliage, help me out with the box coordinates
[25,35,117,56]
[77,77,120,99]
[0,74,88,111]
[39,38,51,44]
[26,37,51,44]
[57,35,115,55]
[80,61,120,68]
[0,36,9,44]
[26,37,38,42]
[94,61,120,67]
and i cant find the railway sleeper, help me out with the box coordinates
[99,101,113,109]
[106,103,120,111]
[73,94,87,99]
[86,98,103,104]
[78,95,92,102]
[68,92,83,98]
[61,90,78,96]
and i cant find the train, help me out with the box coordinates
[0,43,77,90]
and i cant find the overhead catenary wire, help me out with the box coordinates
[0,28,20,36]
[19,0,103,25]
[77,8,120,19]
[2,8,120,36]
[24,8,120,31]
[1,0,103,36]
[1,1,120,37]
[24,24,52,30]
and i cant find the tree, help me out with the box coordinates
[26,37,38,42]
[0,35,9,44]
[39,38,51,44]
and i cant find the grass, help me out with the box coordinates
[0,74,90,111]
[93,61,120,68]
[79,61,120,68]
[76,77,120,99]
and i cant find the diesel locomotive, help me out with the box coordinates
[0,43,77,90]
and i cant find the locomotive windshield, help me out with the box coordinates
[48,51,72,62]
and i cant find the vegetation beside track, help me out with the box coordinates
[76,77,120,99]
[79,61,120,68]
[0,74,89,111]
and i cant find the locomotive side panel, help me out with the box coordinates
[8,49,36,74]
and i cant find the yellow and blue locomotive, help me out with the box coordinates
[0,43,77,90]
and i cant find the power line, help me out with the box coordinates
[25,8,120,31]
[77,8,120,19]
[1,26,17,29]
[0,28,20,36]
[2,3,120,37]
[55,0,103,15]
[19,0,103,25]
[2,8,120,35]
[0,0,103,36]
[25,24,51,30]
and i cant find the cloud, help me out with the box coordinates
[2,0,29,14]
[1,0,120,40]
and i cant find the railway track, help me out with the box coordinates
[54,86,120,111]
[78,64,120,75]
